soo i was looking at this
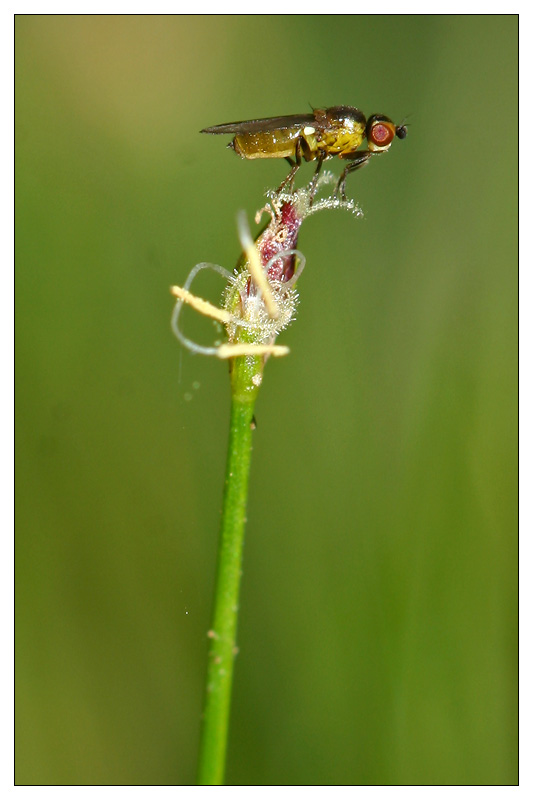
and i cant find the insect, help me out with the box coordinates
[201,105,407,199]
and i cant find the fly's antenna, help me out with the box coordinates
[396,113,412,138]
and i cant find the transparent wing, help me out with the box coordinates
[201,113,316,135]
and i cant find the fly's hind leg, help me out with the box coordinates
[276,139,303,195]
[336,151,374,200]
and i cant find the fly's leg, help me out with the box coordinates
[336,151,373,200]
[308,153,325,206]
[276,160,299,194]
[276,139,303,194]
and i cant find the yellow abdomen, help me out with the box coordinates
[233,127,302,159]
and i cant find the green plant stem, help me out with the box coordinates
[197,355,261,785]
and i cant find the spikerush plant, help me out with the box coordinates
[170,173,361,785]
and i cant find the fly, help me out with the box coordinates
[201,105,407,199]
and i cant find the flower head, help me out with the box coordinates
[170,172,361,364]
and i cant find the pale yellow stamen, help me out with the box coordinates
[237,211,280,320]
[216,343,289,359]
[170,285,232,324]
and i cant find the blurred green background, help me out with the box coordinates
[15,15,517,786]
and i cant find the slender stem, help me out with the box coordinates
[197,356,260,785]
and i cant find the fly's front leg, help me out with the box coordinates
[336,151,374,200]
[276,138,303,195]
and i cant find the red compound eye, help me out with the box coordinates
[370,122,395,147]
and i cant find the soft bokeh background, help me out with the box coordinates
[15,15,517,786]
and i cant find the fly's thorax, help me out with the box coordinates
[315,124,365,157]
[312,106,367,156]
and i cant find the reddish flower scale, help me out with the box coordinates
[255,200,303,284]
